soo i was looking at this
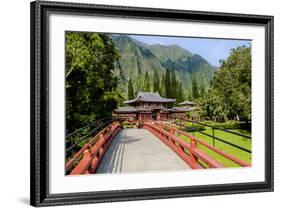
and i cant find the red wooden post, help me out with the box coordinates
[190,137,198,163]
[170,128,175,135]
[99,131,104,142]
[107,124,112,131]
[70,149,92,175]
[90,155,99,173]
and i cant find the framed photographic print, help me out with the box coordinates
[30,0,274,207]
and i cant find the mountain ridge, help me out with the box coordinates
[111,34,216,97]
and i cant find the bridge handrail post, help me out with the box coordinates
[146,122,223,169]
[180,118,182,130]
[170,128,175,136]
[212,127,215,147]
[68,122,122,174]
[190,136,198,162]
[192,121,195,136]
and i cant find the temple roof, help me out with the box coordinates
[159,107,198,113]
[178,100,196,106]
[113,106,137,113]
[124,92,175,104]
[170,106,198,112]
[113,106,198,114]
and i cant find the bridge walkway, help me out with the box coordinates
[96,128,190,173]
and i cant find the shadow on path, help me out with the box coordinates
[96,128,190,174]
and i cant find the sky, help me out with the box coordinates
[130,35,251,67]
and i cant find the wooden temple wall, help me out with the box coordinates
[139,113,152,121]
[112,113,137,121]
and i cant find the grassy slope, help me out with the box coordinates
[178,122,251,167]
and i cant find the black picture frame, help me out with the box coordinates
[30,0,274,207]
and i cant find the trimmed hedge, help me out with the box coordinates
[122,121,134,128]
[202,120,241,129]
[185,123,206,132]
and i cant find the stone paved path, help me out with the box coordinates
[96,128,190,174]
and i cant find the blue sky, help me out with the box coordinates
[130,35,251,67]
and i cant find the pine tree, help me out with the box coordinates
[177,82,185,103]
[128,78,134,99]
[165,69,171,98]
[171,69,177,99]
[136,68,145,94]
[192,77,200,100]
[200,83,205,98]
[144,71,151,92]
[188,92,193,101]
[160,74,166,97]
[153,70,160,93]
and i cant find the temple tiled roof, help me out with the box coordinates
[170,107,198,112]
[158,107,197,113]
[124,92,175,104]
[178,100,196,106]
[113,106,137,113]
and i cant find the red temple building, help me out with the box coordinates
[113,92,193,121]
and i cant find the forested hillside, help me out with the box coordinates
[111,35,217,100]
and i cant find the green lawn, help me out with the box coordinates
[177,121,251,168]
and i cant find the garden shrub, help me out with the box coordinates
[122,121,133,128]
[202,120,241,129]
[185,123,206,132]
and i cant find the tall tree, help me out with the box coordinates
[170,69,177,99]
[200,83,205,97]
[128,78,134,99]
[188,91,193,101]
[202,45,251,122]
[160,74,166,97]
[144,71,151,92]
[177,81,185,103]
[165,69,171,98]
[136,68,145,94]
[153,70,160,93]
[66,32,119,132]
[192,77,200,100]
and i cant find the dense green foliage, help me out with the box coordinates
[165,69,171,98]
[121,121,134,128]
[136,69,145,93]
[153,70,160,93]
[160,74,166,97]
[144,71,151,92]
[202,120,241,129]
[159,68,185,103]
[201,46,251,122]
[127,78,134,99]
[191,77,200,100]
[66,32,120,132]
[131,67,185,103]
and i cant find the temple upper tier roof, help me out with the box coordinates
[178,100,196,106]
[124,92,175,104]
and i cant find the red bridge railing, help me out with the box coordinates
[66,123,122,175]
[66,118,250,174]
[149,121,250,168]
[173,128,251,167]
[143,122,224,169]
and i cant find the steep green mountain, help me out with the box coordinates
[111,34,216,98]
